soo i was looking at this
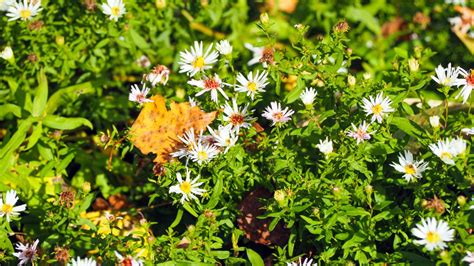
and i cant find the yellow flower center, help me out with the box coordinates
[180,182,192,194]
[247,82,257,92]
[273,112,283,121]
[372,104,383,115]
[440,151,452,160]
[426,231,441,244]
[2,204,12,214]
[111,6,121,16]
[192,57,205,69]
[404,164,416,175]
[20,9,32,19]
[197,151,208,160]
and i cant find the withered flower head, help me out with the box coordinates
[54,246,70,264]
[259,47,274,66]
[423,195,446,214]
[59,190,75,209]
[334,21,350,33]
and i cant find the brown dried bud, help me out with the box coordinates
[424,196,446,214]
[59,190,75,209]
[84,0,97,11]
[153,163,166,177]
[260,47,275,67]
[99,133,110,144]
[27,53,39,63]
[54,247,70,265]
[28,20,44,31]
[334,21,350,33]
[177,237,191,249]
[204,209,215,220]
[413,12,431,29]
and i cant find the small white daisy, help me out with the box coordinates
[464,251,474,266]
[68,257,97,266]
[145,65,169,87]
[316,137,333,158]
[244,43,265,66]
[390,150,429,182]
[0,0,14,12]
[13,239,39,266]
[0,46,14,62]
[0,189,27,222]
[411,217,454,251]
[189,141,219,165]
[347,121,372,144]
[114,251,143,266]
[101,0,126,21]
[454,67,474,104]
[461,127,474,135]
[171,128,198,159]
[262,101,295,126]
[361,92,394,123]
[222,98,253,133]
[235,71,269,100]
[6,0,42,21]
[169,170,206,203]
[188,74,228,103]
[429,139,458,165]
[207,124,238,154]
[216,40,233,56]
[431,63,460,87]
[300,87,317,106]
[129,84,153,104]
[178,41,219,77]
[451,137,467,155]
[287,257,317,266]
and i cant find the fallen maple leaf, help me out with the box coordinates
[129,95,216,163]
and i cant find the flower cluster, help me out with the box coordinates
[431,63,474,103]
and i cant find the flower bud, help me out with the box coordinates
[56,36,65,46]
[429,115,440,128]
[155,0,166,8]
[0,46,15,64]
[408,58,419,72]
[457,195,466,206]
[175,88,185,99]
[82,182,91,193]
[365,185,373,195]
[274,190,286,205]
[347,75,356,86]
[260,12,269,24]
[363,72,372,80]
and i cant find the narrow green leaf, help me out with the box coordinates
[46,82,94,114]
[246,248,264,266]
[0,117,34,158]
[32,69,48,117]
[43,115,93,130]
[25,123,43,150]
[0,104,21,119]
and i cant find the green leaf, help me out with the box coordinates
[205,176,223,209]
[25,123,43,150]
[390,117,424,138]
[46,82,94,114]
[246,248,264,266]
[183,203,199,217]
[32,69,48,117]
[170,209,183,229]
[394,47,408,59]
[129,28,150,49]
[43,115,93,130]
[0,104,21,119]
[345,7,381,35]
[0,117,34,159]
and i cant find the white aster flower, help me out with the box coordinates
[262,101,295,126]
[316,137,333,158]
[464,251,474,266]
[0,189,27,222]
[216,40,232,55]
[235,71,269,100]
[429,115,440,128]
[188,74,228,103]
[145,65,169,87]
[300,87,317,106]
[451,137,467,155]
[171,128,198,159]
[222,98,253,133]
[0,0,14,11]
[287,257,317,266]
[429,138,462,165]
[0,46,14,63]
[169,170,206,203]
[129,84,153,104]
[207,124,238,154]
[68,257,97,266]
[13,239,39,266]
[445,0,466,5]
[179,41,218,77]
[347,121,372,144]
[431,63,459,87]
[101,0,126,21]
[114,251,143,266]
[189,141,219,165]
[390,151,429,182]
[453,67,474,104]
[6,0,42,21]
[244,43,266,67]
[461,127,474,135]
[188,97,198,107]
[411,217,454,251]
[361,92,394,123]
